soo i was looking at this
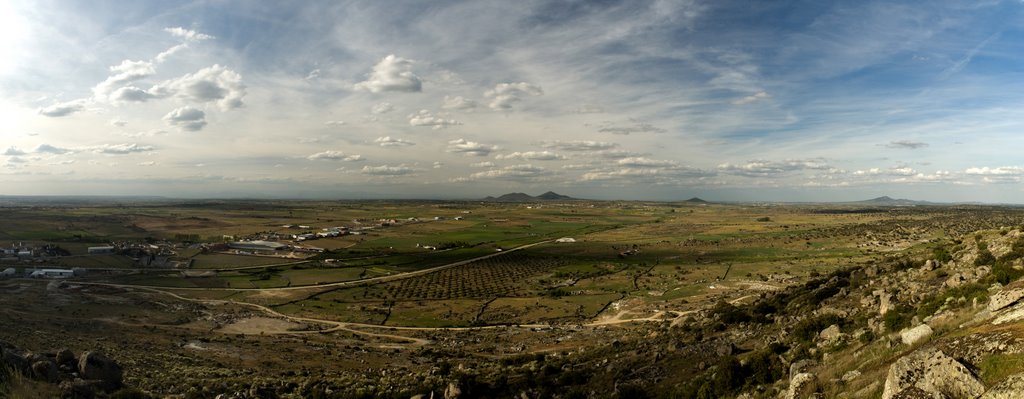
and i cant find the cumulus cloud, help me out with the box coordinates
[371,102,395,114]
[93,60,156,99]
[541,140,618,151]
[34,144,72,154]
[375,136,415,147]
[163,106,207,131]
[597,122,666,135]
[109,86,158,103]
[581,165,714,182]
[3,147,26,156]
[442,95,478,111]
[471,161,495,168]
[109,119,127,127]
[307,151,364,162]
[92,143,155,154]
[965,166,1024,176]
[595,149,646,159]
[718,159,830,177]
[617,157,678,167]
[732,91,770,105]
[38,99,88,117]
[152,65,246,110]
[484,82,543,110]
[408,110,461,129]
[886,140,929,149]
[494,151,566,161]
[325,120,346,127]
[469,164,552,180]
[138,161,157,166]
[361,164,417,176]
[354,55,422,93]
[447,139,496,156]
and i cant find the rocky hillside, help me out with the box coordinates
[1,340,145,398]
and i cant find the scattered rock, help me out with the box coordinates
[790,359,816,381]
[882,347,984,399]
[900,324,933,346]
[981,373,1024,398]
[842,370,861,383]
[444,381,462,399]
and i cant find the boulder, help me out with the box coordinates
[785,372,817,399]
[444,382,461,399]
[77,351,123,392]
[899,324,933,346]
[989,287,1024,312]
[790,359,816,381]
[923,260,936,271]
[1,347,29,374]
[880,294,894,316]
[60,379,98,399]
[882,347,985,399]
[819,324,842,343]
[31,359,59,383]
[981,373,1024,398]
[56,348,76,369]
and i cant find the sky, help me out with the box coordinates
[1,0,1024,202]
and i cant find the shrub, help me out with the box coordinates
[883,306,913,331]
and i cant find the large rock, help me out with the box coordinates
[880,294,894,316]
[56,348,76,370]
[982,373,1024,398]
[900,324,933,346]
[818,324,842,346]
[785,372,817,399]
[989,287,1024,312]
[444,382,462,399]
[31,359,59,383]
[882,347,985,399]
[77,351,123,392]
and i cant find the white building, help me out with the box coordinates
[29,269,74,278]
[227,241,288,251]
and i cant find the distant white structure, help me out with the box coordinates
[228,241,288,251]
[29,269,74,278]
[1,268,15,277]
[88,246,115,255]
[555,237,577,243]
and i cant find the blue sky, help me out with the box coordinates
[1,0,1024,201]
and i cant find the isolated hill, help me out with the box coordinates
[850,196,935,206]
[683,197,709,204]
[483,192,577,202]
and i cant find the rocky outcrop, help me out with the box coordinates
[981,373,1024,398]
[882,347,985,399]
[785,372,818,399]
[989,286,1024,312]
[0,341,127,396]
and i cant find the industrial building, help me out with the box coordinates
[88,246,115,255]
[28,269,75,278]
[227,240,288,251]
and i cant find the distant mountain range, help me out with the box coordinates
[482,191,577,202]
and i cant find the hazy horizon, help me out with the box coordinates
[3,1,1024,202]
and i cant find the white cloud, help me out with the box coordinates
[495,151,566,161]
[164,27,214,41]
[617,157,678,167]
[597,122,666,135]
[409,110,461,129]
[484,82,543,111]
[325,120,346,127]
[109,119,127,127]
[38,99,88,117]
[447,139,496,156]
[442,95,478,111]
[375,136,415,147]
[470,161,495,168]
[307,150,364,162]
[152,65,246,110]
[371,102,395,114]
[92,60,156,99]
[732,91,769,105]
[109,86,158,103]
[163,106,207,131]
[965,166,1024,176]
[92,143,155,154]
[124,129,168,138]
[138,161,157,166]
[541,140,618,151]
[433,161,443,169]
[469,164,552,180]
[34,144,72,154]
[3,147,26,156]
[718,159,831,177]
[354,55,422,93]
[361,164,417,176]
